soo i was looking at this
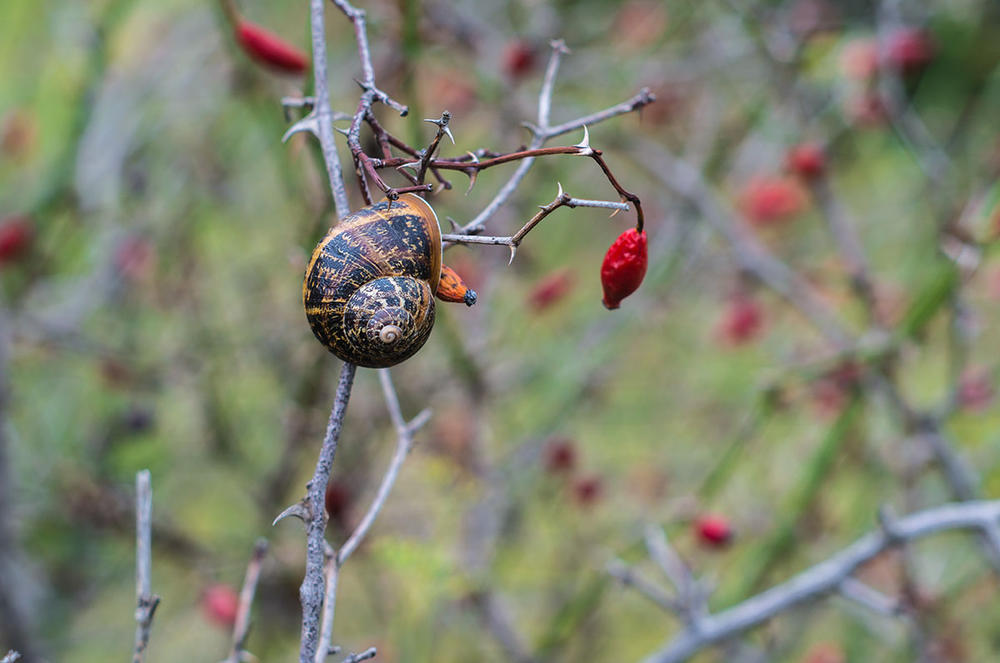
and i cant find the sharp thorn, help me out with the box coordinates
[557,182,564,198]
[272,502,309,526]
[466,151,480,164]
[281,117,319,143]
[507,244,517,265]
[465,171,478,195]
[574,125,590,150]
[609,207,622,218]
[445,216,460,231]
[333,126,350,136]
[443,126,455,145]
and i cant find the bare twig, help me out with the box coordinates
[295,362,357,663]
[341,647,377,663]
[0,308,39,663]
[224,539,269,663]
[315,544,340,663]
[607,560,681,614]
[307,0,349,218]
[338,370,428,566]
[456,42,653,235]
[638,500,1000,663]
[132,470,159,663]
[313,370,429,661]
[1,651,20,663]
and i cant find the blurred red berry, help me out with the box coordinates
[739,177,807,227]
[422,67,479,115]
[958,368,993,413]
[0,215,33,264]
[694,514,732,547]
[201,583,239,628]
[571,475,603,507]
[840,39,878,80]
[717,295,764,346]
[325,480,353,528]
[601,228,648,309]
[801,642,845,663]
[529,268,575,311]
[114,235,154,282]
[845,92,887,127]
[786,143,826,180]
[885,27,934,74]
[235,20,308,74]
[502,40,537,80]
[544,438,577,474]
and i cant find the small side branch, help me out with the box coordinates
[132,470,159,663]
[224,539,269,663]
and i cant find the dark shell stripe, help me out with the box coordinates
[302,194,442,367]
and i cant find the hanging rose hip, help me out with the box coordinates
[235,20,309,74]
[601,227,647,309]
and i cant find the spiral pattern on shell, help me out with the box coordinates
[303,194,442,368]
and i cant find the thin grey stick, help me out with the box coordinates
[132,470,159,663]
[297,362,357,663]
[224,539,269,663]
[314,545,340,663]
[638,500,1000,663]
[457,41,568,234]
[309,0,349,218]
[338,370,428,566]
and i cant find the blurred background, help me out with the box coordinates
[2,0,1000,661]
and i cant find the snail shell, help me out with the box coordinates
[303,194,442,368]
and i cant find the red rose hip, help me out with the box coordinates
[235,20,308,74]
[694,514,732,547]
[601,228,647,309]
[201,583,239,627]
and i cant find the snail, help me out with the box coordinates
[303,194,476,368]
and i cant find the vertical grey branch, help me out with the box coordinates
[225,539,269,663]
[0,310,38,663]
[310,0,350,218]
[132,470,158,663]
[298,362,356,663]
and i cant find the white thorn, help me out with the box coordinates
[281,116,319,143]
[507,244,517,265]
[272,502,308,526]
[443,126,455,145]
[574,125,590,150]
[557,181,564,198]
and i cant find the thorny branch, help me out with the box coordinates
[282,4,652,663]
[132,470,159,663]
[634,500,1000,663]
[443,185,630,263]
[293,362,356,663]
